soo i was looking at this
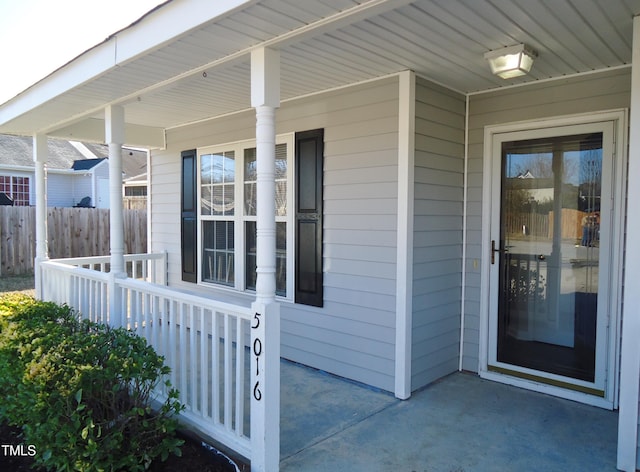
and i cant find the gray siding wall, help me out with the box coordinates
[463,68,631,373]
[72,174,93,207]
[411,78,465,390]
[150,77,400,392]
[47,173,75,207]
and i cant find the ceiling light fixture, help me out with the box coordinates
[484,44,537,79]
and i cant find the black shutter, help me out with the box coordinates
[295,129,324,307]
[181,149,197,282]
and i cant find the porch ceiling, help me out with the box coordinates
[1,0,638,147]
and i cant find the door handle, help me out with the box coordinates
[491,240,505,265]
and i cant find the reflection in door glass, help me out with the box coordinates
[498,133,602,382]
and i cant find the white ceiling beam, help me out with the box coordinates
[49,118,165,149]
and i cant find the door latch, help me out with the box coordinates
[491,240,504,265]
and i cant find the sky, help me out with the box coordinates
[0,0,163,105]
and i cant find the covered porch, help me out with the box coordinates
[2,1,640,471]
[281,360,618,471]
[29,256,623,470]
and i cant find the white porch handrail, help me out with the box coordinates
[38,257,253,460]
[50,252,168,285]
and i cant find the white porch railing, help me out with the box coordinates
[49,252,168,285]
[39,254,252,459]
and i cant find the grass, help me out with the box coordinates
[0,273,36,296]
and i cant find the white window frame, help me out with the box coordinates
[0,173,31,206]
[196,134,295,300]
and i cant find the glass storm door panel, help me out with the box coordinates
[489,123,614,395]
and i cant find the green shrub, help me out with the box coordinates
[0,294,184,471]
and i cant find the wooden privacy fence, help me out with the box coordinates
[0,207,147,276]
[505,212,549,238]
[505,209,586,241]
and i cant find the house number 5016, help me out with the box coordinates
[252,312,263,401]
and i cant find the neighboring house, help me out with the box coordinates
[0,134,147,207]
[1,1,640,471]
[123,171,148,210]
[0,134,84,206]
[79,142,149,209]
[69,157,108,208]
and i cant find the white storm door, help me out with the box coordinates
[487,120,618,405]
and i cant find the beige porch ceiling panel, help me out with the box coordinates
[0,0,638,141]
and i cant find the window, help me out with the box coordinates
[202,220,234,285]
[0,175,30,206]
[244,145,288,296]
[196,138,293,297]
[182,129,323,306]
[124,186,147,197]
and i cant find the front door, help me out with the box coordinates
[487,120,618,404]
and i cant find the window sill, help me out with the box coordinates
[195,281,293,307]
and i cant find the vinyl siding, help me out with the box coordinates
[71,174,93,207]
[47,173,75,207]
[463,68,631,374]
[411,77,465,390]
[151,77,399,392]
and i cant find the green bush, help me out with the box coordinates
[0,294,184,471]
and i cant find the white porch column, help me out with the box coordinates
[106,105,126,274]
[250,47,281,472]
[33,133,49,299]
[618,14,640,472]
[106,105,126,327]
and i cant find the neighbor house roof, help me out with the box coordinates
[0,134,87,169]
[0,134,147,179]
[70,157,106,171]
[79,143,147,181]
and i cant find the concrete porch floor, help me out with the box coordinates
[280,360,619,472]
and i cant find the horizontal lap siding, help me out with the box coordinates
[148,155,181,289]
[411,78,465,390]
[47,174,75,207]
[151,77,399,392]
[282,78,399,392]
[463,69,631,374]
[72,175,92,207]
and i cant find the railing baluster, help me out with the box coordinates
[189,304,197,411]
[224,313,233,431]
[167,298,176,398]
[235,316,245,437]
[201,308,208,418]
[212,311,220,425]
[179,302,188,410]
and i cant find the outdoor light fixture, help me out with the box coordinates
[484,44,537,79]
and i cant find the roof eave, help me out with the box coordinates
[0,0,256,137]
